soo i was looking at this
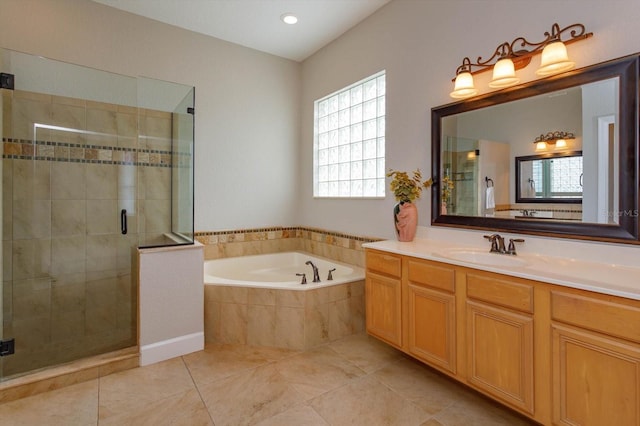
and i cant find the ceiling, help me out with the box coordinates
[92,0,391,62]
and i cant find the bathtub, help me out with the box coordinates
[203,251,366,350]
[203,251,364,289]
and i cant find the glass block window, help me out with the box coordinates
[313,71,386,198]
[532,156,583,198]
[550,156,583,196]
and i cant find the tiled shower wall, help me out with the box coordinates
[1,88,176,377]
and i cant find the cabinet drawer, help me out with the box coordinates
[407,258,455,293]
[551,291,640,343]
[467,273,534,313]
[366,250,401,277]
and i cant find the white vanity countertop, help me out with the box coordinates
[363,238,640,301]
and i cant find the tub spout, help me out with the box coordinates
[305,261,321,283]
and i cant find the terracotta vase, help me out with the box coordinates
[393,200,418,242]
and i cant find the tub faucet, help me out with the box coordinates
[305,261,321,283]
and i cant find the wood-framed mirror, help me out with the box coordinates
[431,53,639,243]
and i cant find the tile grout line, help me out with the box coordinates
[179,356,216,425]
[96,376,101,426]
[319,344,438,425]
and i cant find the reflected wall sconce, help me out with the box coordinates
[450,23,593,99]
[533,131,575,150]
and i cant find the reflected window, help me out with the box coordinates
[531,156,583,198]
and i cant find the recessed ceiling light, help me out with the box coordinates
[281,13,298,25]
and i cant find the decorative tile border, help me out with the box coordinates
[194,226,382,250]
[2,138,189,168]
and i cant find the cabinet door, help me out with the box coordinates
[408,283,456,373]
[553,324,640,426]
[466,300,534,415]
[366,271,402,348]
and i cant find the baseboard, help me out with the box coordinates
[140,332,204,366]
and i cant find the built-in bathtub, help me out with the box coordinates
[203,252,365,350]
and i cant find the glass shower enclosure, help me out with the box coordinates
[442,136,479,216]
[0,48,194,380]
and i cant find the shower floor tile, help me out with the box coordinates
[0,333,535,425]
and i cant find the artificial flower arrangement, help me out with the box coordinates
[387,168,433,202]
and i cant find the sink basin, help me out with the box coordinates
[436,249,528,268]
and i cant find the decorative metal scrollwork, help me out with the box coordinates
[454,23,593,76]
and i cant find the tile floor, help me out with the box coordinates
[0,333,535,425]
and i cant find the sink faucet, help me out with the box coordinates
[305,260,321,283]
[483,234,506,253]
[484,234,525,255]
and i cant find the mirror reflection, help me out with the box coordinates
[440,77,618,225]
[516,151,583,206]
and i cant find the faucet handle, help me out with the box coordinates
[296,273,307,284]
[483,234,500,252]
[327,268,336,281]
[507,238,525,255]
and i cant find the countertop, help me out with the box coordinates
[363,238,640,301]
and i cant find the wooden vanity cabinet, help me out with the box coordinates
[365,248,640,425]
[406,258,457,374]
[551,291,640,425]
[465,272,535,415]
[365,250,403,348]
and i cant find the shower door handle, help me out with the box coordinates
[121,209,127,235]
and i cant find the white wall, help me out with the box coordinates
[300,0,640,240]
[0,0,301,232]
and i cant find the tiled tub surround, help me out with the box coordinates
[1,88,188,378]
[495,204,583,221]
[204,251,366,350]
[195,226,379,268]
[205,279,365,350]
[197,228,378,350]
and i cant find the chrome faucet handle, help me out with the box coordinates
[296,273,307,284]
[507,238,525,255]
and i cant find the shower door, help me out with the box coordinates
[1,49,194,380]
[0,50,139,380]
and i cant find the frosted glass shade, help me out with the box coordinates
[489,58,520,88]
[450,72,477,99]
[555,139,567,148]
[536,41,575,76]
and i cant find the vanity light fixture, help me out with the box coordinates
[281,13,298,24]
[450,23,593,99]
[533,131,575,150]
